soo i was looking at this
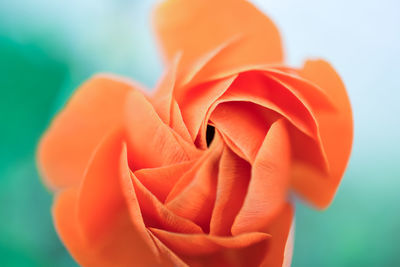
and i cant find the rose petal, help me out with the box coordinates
[149,227,270,256]
[176,37,241,88]
[185,63,336,113]
[232,119,291,235]
[178,76,237,141]
[37,75,137,190]
[165,133,222,201]
[151,55,193,143]
[153,0,283,75]
[224,71,319,140]
[151,54,180,125]
[262,68,336,112]
[210,101,276,163]
[166,133,224,232]
[148,230,189,267]
[53,189,161,267]
[124,89,198,170]
[260,203,294,267]
[291,59,353,208]
[179,203,294,267]
[213,71,329,172]
[209,145,251,236]
[53,130,162,266]
[134,160,195,203]
[76,130,124,240]
[130,170,203,234]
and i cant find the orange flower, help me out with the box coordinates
[37,0,353,266]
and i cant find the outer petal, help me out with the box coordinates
[53,131,162,267]
[153,0,283,77]
[53,190,162,267]
[291,60,353,208]
[262,68,335,112]
[37,75,136,190]
[260,204,294,267]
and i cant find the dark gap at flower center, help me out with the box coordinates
[206,125,215,147]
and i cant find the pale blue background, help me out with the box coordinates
[0,0,399,266]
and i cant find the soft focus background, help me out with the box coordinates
[0,0,399,266]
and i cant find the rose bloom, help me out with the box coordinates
[37,0,353,266]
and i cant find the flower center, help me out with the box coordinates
[206,124,215,147]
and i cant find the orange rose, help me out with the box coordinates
[37,0,353,266]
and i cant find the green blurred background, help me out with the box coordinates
[0,0,399,266]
